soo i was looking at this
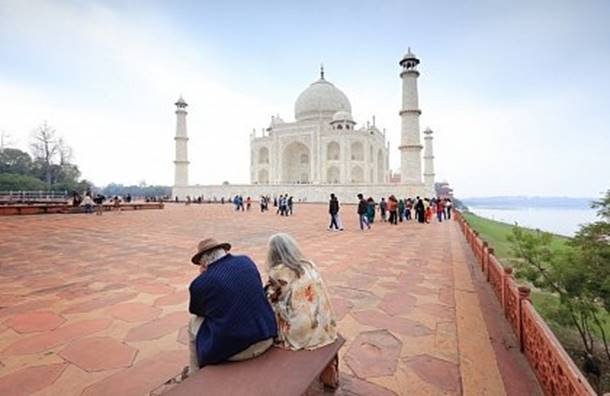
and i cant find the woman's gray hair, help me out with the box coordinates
[199,247,227,266]
[266,233,309,276]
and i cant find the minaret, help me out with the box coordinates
[174,96,189,187]
[398,48,423,184]
[423,127,436,195]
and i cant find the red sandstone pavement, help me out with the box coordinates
[0,203,542,395]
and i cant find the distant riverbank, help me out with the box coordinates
[462,197,598,237]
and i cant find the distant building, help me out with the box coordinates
[173,49,439,202]
[435,181,454,199]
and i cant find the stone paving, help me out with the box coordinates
[0,203,541,395]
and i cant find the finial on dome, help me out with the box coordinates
[320,64,325,80]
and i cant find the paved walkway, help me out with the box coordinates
[0,203,540,395]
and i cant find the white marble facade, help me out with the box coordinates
[250,68,389,186]
[173,50,436,203]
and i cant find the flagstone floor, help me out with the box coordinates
[0,203,541,395]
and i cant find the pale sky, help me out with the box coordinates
[1,0,609,197]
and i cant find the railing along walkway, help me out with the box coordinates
[454,211,596,396]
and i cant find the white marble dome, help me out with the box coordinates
[294,78,351,121]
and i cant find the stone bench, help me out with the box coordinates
[164,335,345,396]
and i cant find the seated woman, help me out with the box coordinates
[265,233,337,351]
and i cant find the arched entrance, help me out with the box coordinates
[282,142,310,183]
[258,147,269,164]
[327,166,340,184]
[258,169,269,184]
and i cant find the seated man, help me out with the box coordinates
[188,238,277,375]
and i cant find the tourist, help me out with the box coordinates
[264,233,337,351]
[93,193,105,215]
[445,199,452,220]
[415,196,425,223]
[379,197,387,222]
[388,195,398,225]
[366,197,376,224]
[187,238,277,375]
[405,198,412,221]
[82,194,94,214]
[357,193,371,230]
[246,196,252,211]
[436,197,444,222]
[328,193,340,231]
[112,196,122,213]
[288,196,294,215]
[424,198,432,223]
[125,193,132,203]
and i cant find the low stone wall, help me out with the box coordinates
[453,211,595,396]
[173,183,429,204]
[0,202,164,216]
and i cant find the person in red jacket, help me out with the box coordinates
[436,198,444,222]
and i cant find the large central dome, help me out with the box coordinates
[294,77,352,122]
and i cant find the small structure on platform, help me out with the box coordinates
[173,49,438,203]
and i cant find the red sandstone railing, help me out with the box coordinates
[453,210,596,396]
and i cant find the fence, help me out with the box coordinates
[0,190,68,204]
[453,210,596,396]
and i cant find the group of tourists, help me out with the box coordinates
[329,193,453,231]
[74,190,124,215]
[232,195,252,211]
[183,233,338,384]
[274,194,294,216]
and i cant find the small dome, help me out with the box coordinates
[294,78,351,121]
[400,48,420,67]
[331,110,353,123]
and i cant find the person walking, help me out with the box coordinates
[379,197,387,222]
[445,199,452,220]
[388,195,398,225]
[246,196,252,211]
[366,197,376,224]
[436,198,444,222]
[287,196,294,216]
[398,199,405,223]
[328,193,340,231]
[405,198,412,221]
[94,194,105,215]
[415,196,425,223]
[357,193,371,230]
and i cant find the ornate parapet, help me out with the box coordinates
[453,210,596,396]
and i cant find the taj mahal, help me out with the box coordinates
[172,49,437,203]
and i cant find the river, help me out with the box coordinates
[464,205,599,237]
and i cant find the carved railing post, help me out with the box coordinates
[486,248,494,282]
[518,286,531,352]
[482,241,488,272]
[503,267,513,310]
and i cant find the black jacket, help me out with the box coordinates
[329,199,339,215]
[357,199,368,215]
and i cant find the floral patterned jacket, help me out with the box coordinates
[266,261,337,350]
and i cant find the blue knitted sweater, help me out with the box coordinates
[189,254,277,366]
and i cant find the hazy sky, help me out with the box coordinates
[1,0,609,197]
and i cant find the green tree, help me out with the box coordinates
[509,190,610,392]
[0,148,33,175]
